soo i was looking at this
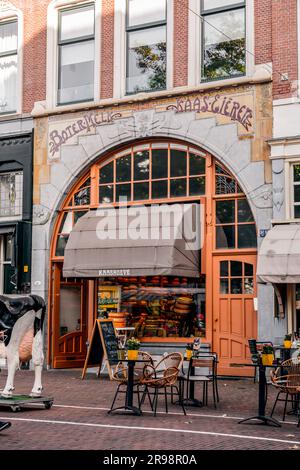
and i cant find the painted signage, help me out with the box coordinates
[49,111,122,157]
[167,94,253,131]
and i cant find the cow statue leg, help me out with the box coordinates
[1,311,35,398]
[30,329,44,397]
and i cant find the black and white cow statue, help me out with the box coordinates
[0,294,46,398]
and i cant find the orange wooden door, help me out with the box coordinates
[212,255,257,376]
[52,263,88,368]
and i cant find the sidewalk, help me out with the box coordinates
[0,369,299,450]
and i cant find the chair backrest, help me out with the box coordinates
[188,354,217,378]
[156,352,183,371]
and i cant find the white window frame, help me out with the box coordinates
[114,0,173,99]
[286,159,300,220]
[46,0,101,109]
[0,2,23,116]
[188,0,254,87]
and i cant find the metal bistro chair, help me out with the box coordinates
[270,357,300,422]
[181,352,219,408]
[109,350,153,412]
[140,352,186,416]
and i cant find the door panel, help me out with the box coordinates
[52,263,87,368]
[213,255,257,376]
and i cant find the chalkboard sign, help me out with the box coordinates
[81,319,119,379]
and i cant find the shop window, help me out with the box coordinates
[97,275,206,338]
[215,164,242,195]
[59,283,82,337]
[99,144,206,204]
[126,0,167,94]
[0,19,18,114]
[67,178,91,207]
[215,198,256,249]
[220,261,254,295]
[0,171,23,218]
[201,0,246,82]
[292,164,300,219]
[57,3,95,105]
[296,284,300,336]
[55,210,87,257]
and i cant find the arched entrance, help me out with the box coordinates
[49,140,257,374]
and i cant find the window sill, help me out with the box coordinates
[35,73,272,119]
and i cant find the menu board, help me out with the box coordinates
[81,319,119,379]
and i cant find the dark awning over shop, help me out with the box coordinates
[257,224,300,283]
[63,204,201,278]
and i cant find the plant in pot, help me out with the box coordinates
[126,338,140,360]
[186,343,193,360]
[284,334,292,349]
[261,345,274,366]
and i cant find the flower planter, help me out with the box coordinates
[127,350,139,360]
[261,353,274,366]
[283,340,292,349]
[186,349,193,360]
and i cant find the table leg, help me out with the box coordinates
[239,364,281,427]
[108,360,142,416]
[181,365,203,407]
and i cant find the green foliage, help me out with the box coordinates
[262,345,274,354]
[127,338,141,350]
[132,41,166,92]
[203,38,246,81]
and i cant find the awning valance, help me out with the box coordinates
[63,204,201,278]
[257,224,300,283]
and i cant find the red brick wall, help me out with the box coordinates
[173,0,188,87]
[101,0,114,99]
[272,0,298,100]
[254,0,272,64]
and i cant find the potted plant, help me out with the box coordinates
[186,343,193,360]
[126,338,140,360]
[261,345,274,366]
[284,334,292,349]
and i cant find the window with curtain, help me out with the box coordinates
[201,0,246,81]
[0,171,23,218]
[126,0,167,94]
[58,3,95,105]
[0,19,18,114]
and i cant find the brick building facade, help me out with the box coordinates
[0,0,299,371]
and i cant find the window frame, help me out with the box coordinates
[0,170,23,221]
[200,0,246,82]
[125,0,168,95]
[291,162,300,219]
[57,2,95,106]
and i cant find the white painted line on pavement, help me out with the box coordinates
[0,415,299,446]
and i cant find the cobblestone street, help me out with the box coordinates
[0,369,299,451]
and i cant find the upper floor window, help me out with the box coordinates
[292,164,300,219]
[58,3,95,105]
[0,19,17,114]
[201,0,246,82]
[0,171,23,219]
[126,0,167,94]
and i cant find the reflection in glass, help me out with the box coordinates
[134,151,149,180]
[74,211,88,224]
[216,225,235,249]
[59,285,81,337]
[203,0,243,10]
[127,26,166,93]
[244,263,253,276]
[134,182,149,200]
[56,235,69,257]
[152,180,168,199]
[220,261,228,277]
[238,199,254,222]
[216,175,236,194]
[74,186,90,206]
[231,278,243,294]
[294,185,300,203]
[99,162,114,184]
[293,164,300,182]
[189,177,205,196]
[170,179,187,198]
[231,261,242,277]
[244,278,254,294]
[238,225,257,248]
[216,200,235,223]
[295,206,300,219]
[170,150,187,177]
[116,155,131,182]
[202,9,246,80]
[99,185,113,204]
[59,211,73,234]
[189,153,205,175]
[116,184,131,201]
[220,279,229,294]
[152,149,168,179]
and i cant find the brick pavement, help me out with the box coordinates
[0,369,299,450]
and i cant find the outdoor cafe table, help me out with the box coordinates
[230,362,281,427]
[108,359,148,416]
